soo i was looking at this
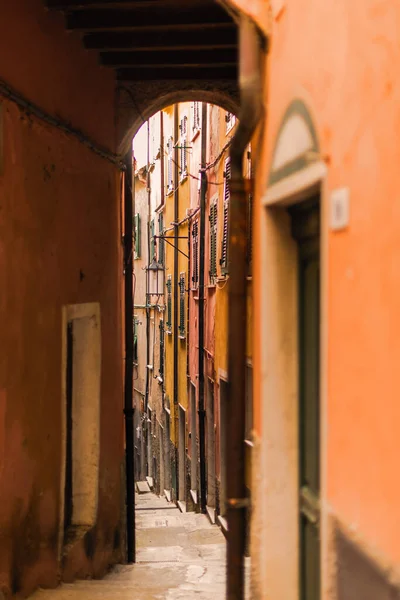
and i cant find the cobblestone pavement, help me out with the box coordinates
[31,491,229,599]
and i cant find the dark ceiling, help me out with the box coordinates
[45,0,238,83]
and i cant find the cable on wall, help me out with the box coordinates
[0,77,124,169]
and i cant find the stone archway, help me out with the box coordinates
[117,80,239,153]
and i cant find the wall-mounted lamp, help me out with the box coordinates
[147,259,164,296]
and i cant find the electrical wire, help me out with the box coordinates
[0,77,124,169]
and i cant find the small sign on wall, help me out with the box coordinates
[330,187,350,231]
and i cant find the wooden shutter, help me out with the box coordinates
[167,137,173,192]
[178,273,186,336]
[150,219,155,260]
[159,319,164,378]
[192,220,199,287]
[166,276,172,329]
[158,212,164,265]
[209,201,218,281]
[220,158,231,273]
[247,151,253,274]
[180,116,188,177]
[193,102,200,131]
[134,213,141,259]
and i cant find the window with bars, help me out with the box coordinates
[159,319,164,378]
[192,102,201,133]
[179,115,188,179]
[166,136,174,193]
[134,213,141,259]
[191,220,199,288]
[220,158,231,274]
[166,275,172,330]
[158,212,164,265]
[150,219,156,261]
[209,199,218,283]
[178,273,186,337]
[225,111,236,134]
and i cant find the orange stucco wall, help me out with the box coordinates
[0,1,123,597]
[250,0,400,589]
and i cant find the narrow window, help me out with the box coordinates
[134,213,141,259]
[225,111,236,135]
[220,158,231,274]
[158,212,164,265]
[179,116,188,180]
[166,275,172,331]
[191,220,199,288]
[178,273,186,337]
[209,200,218,283]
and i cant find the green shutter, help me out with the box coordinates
[150,219,155,260]
[178,273,185,336]
[158,213,164,265]
[166,276,172,329]
[134,213,141,259]
[159,319,164,377]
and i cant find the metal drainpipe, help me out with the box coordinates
[173,104,180,500]
[198,102,207,514]
[144,120,151,477]
[226,16,264,600]
[123,150,136,563]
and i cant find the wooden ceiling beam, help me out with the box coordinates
[116,66,238,81]
[100,49,237,67]
[66,6,231,31]
[83,27,237,51]
[47,0,205,9]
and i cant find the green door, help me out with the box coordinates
[290,199,320,600]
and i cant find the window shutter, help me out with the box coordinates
[209,202,217,282]
[180,116,188,177]
[178,273,186,336]
[133,318,139,362]
[150,219,155,260]
[167,137,173,192]
[192,220,199,287]
[158,212,164,265]
[247,152,253,274]
[193,102,200,131]
[220,158,231,273]
[134,213,141,259]
[166,276,172,329]
[159,319,164,377]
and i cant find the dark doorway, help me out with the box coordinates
[290,198,321,600]
[64,321,73,535]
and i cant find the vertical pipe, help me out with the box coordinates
[123,150,136,563]
[226,16,263,600]
[173,104,179,499]
[198,102,207,514]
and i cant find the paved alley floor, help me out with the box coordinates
[31,490,228,599]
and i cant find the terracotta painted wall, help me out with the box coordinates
[247,0,400,597]
[0,1,123,597]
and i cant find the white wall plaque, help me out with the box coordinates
[330,187,350,231]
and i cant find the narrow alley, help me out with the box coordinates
[30,488,233,600]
